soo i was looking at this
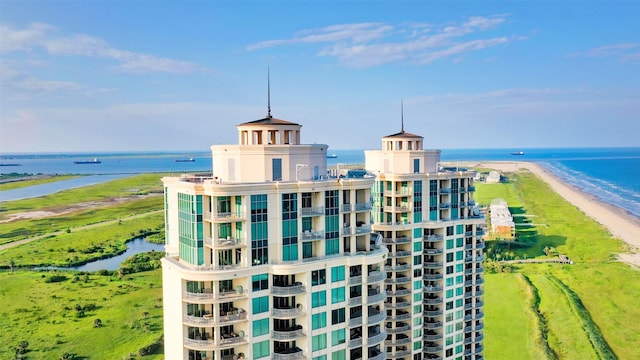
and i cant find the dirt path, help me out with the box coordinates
[0,210,163,252]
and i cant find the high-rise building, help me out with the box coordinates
[365,129,485,360]
[161,113,388,360]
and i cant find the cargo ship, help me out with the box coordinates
[73,158,101,164]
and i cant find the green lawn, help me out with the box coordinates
[480,167,639,359]
[484,273,548,360]
[0,269,164,360]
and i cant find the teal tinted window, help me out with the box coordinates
[253,318,269,336]
[331,266,345,282]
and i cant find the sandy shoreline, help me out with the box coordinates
[461,161,640,267]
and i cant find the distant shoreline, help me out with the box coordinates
[467,160,640,267]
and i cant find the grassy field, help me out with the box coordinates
[0,174,165,246]
[479,168,640,360]
[484,272,548,360]
[0,269,164,360]
[0,175,81,191]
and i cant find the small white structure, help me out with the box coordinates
[485,171,501,183]
[490,198,515,238]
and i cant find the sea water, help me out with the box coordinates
[2,148,639,218]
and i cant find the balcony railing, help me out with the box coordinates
[355,224,372,234]
[272,284,306,296]
[354,202,373,212]
[439,203,451,209]
[212,237,246,248]
[368,311,387,324]
[424,285,443,293]
[272,328,305,340]
[368,332,387,345]
[440,188,451,194]
[388,264,411,272]
[383,236,411,244]
[349,337,362,348]
[301,206,324,216]
[211,212,245,222]
[423,296,442,305]
[367,292,387,303]
[273,348,306,360]
[424,321,442,330]
[423,248,443,255]
[387,323,411,333]
[423,261,443,269]
[423,273,443,280]
[389,251,412,258]
[368,351,387,360]
[300,230,324,241]
[272,306,305,318]
[424,234,444,242]
[367,271,386,283]
[183,289,248,302]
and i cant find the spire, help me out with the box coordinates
[267,67,272,118]
[401,99,404,132]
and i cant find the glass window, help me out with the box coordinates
[332,287,345,303]
[312,333,327,351]
[253,340,270,358]
[331,266,345,282]
[252,273,268,291]
[252,296,269,314]
[253,318,269,336]
[332,350,346,360]
[272,158,282,181]
[312,290,327,308]
[331,329,346,345]
[331,308,345,324]
[312,312,327,329]
[312,269,327,286]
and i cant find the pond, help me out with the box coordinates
[38,237,165,272]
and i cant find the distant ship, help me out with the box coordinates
[73,158,101,164]
[326,154,338,159]
[510,151,525,156]
[175,157,195,162]
[0,163,21,167]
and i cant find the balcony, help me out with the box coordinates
[368,292,387,304]
[348,296,363,306]
[183,289,248,303]
[476,229,486,236]
[349,336,363,348]
[423,248,443,255]
[354,202,373,212]
[391,288,411,296]
[440,188,451,194]
[389,336,411,345]
[424,285,443,293]
[368,331,387,345]
[423,296,442,305]
[272,326,305,341]
[424,321,443,330]
[424,333,441,341]
[272,306,305,318]
[348,313,363,327]
[385,300,411,309]
[300,230,324,241]
[272,283,305,296]
[184,314,216,327]
[423,273,443,280]
[383,236,411,244]
[273,347,305,360]
[423,261,443,269]
[424,234,444,242]
[301,206,324,217]
[424,344,443,353]
[355,224,372,234]
[368,311,387,324]
[389,251,412,258]
[384,205,411,213]
[385,276,411,285]
[184,334,247,350]
[207,237,246,249]
[388,263,411,272]
[439,203,450,209]
[423,308,443,317]
[388,311,411,321]
[219,309,247,323]
[211,212,245,223]
[387,323,411,333]
[367,271,386,283]
[387,349,411,358]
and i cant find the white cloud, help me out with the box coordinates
[569,43,640,63]
[0,23,204,73]
[247,16,512,67]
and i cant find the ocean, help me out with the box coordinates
[2,148,639,218]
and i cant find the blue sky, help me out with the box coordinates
[1,1,638,153]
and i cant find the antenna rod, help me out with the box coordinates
[401,99,404,132]
[267,67,271,118]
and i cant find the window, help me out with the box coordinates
[313,356,327,360]
[331,308,345,324]
[252,296,269,314]
[253,340,270,358]
[332,287,345,303]
[312,290,327,308]
[446,253,454,263]
[272,158,282,181]
[332,350,346,360]
[253,318,269,336]
[446,239,454,249]
[331,266,345,282]
[312,269,326,285]
[414,158,420,173]
[312,333,327,351]
[252,274,269,291]
[312,313,327,329]
[456,251,463,261]
[251,194,268,266]
[331,329,346,345]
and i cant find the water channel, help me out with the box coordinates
[39,237,165,272]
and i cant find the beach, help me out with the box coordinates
[471,161,640,267]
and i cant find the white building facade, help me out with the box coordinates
[365,130,486,360]
[162,115,388,360]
